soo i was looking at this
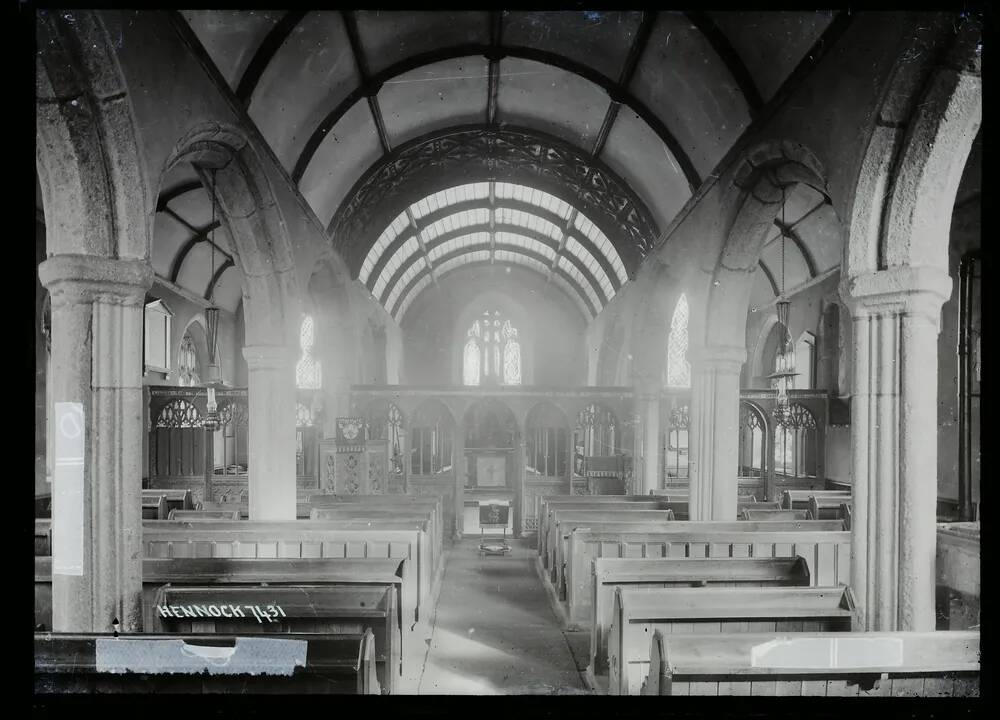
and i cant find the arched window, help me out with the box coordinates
[794,332,816,389]
[666,295,690,388]
[774,403,818,480]
[177,333,200,387]
[660,404,690,483]
[295,315,322,389]
[463,310,521,386]
[738,402,766,479]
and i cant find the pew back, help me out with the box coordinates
[741,509,814,522]
[140,521,432,622]
[589,557,811,677]
[168,509,241,521]
[34,631,380,695]
[810,495,853,521]
[567,526,851,635]
[35,519,51,556]
[548,509,678,576]
[539,496,670,556]
[142,495,168,520]
[610,585,856,694]
[308,506,441,573]
[154,583,400,693]
[782,489,850,511]
[144,489,194,513]
[643,630,980,696]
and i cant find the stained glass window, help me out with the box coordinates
[666,295,691,388]
[463,311,521,386]
[177,333,200,387]
[295,315,322,389]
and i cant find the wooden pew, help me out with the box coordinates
[543,502,687,557]
[566,525,851,632]
[35,519,51,556]
[144,488,194,514]
[154,583,400,694]
[538,495,661,556]
[782,489,850,511]
[308,506,442,576]
[588,557,811,681]
[736,501,781,518]
[34,631,380,695]
[142,495,168,520]
[545,506,677,572]
[167,509,241,521]
[549,514,843,612]
[35,555,416,640]
[841,502,852,530]
[609,585,856,695]
[642,630,980,696]
[307,510,439,583]
[810,495,852,521]
[561,521,845,626]
[196,501,314,519]
[141,521,434,624]
[741,509,814,522]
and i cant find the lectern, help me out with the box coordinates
[478,500,511,557]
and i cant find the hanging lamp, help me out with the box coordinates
[767,182,798,424]
[202,169,222,433]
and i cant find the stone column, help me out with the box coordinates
[243,345,297,521]
[38,254,153,632]
[842,267,952,631]
[688,345,745,520]
[637,394,661,494]
[452,424,465,539]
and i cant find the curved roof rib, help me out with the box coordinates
[361,181,629,323]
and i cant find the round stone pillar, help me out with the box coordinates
[242,345,297,521]
[636,393,661,495]
[688,345,745,520]
[842,267,952,631]
[38,253,153,633]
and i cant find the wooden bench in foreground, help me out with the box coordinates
[34,631,380,694]
[609,585,856,695]
[154,583,401,694]
[588,556,811,680]
[565,525,851,630]
[642,630,980,696]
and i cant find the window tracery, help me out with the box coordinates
[666,295,691,388]
[295,315,322,389]
[463,310,521,386]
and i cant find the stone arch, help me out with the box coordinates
[630,265,688,394]
[846,16,982,277]
[162,123,299,350]
[748,312,781,387]
[704,140,830,348]
[36,9,151,259]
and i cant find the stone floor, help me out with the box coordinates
[416,538,591,694]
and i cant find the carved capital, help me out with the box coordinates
[841,266,952,326]
[38,254,153,307]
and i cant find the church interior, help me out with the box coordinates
[34,9,982,697]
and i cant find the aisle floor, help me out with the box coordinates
[416,538,591,694]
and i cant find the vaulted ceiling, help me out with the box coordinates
[178,9,840,320]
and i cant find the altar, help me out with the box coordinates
[462,453,515,535]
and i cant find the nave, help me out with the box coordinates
[418,539,588,695]
[34,8,981,702]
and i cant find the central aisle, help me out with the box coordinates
[417,538,591,694]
